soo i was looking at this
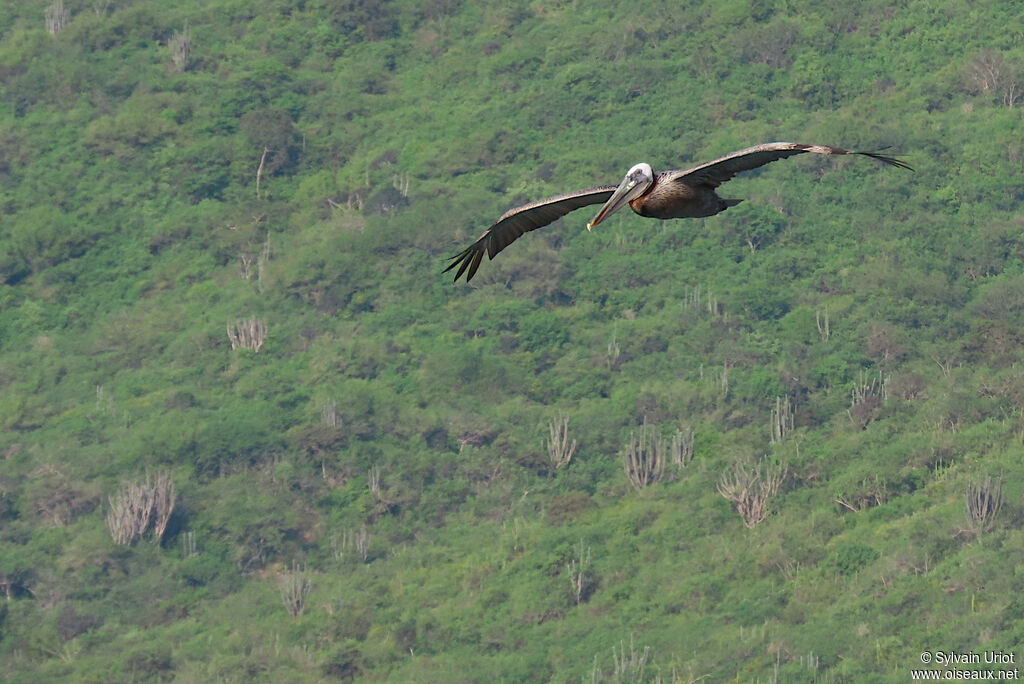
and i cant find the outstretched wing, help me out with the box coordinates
[668,142,913,188]
[445,185,617,282]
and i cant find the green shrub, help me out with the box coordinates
[825,542,879,576]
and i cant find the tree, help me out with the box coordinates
[239,109,300,177]
[717,458,786,528]
[964,50,1023,108]
[623,419,665,489]
[106,473,176,545]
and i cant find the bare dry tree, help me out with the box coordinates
[848,370,890,429]
[851,370,890,406]
[227,317,267,352]
[368,465,398,516]
[607,635,652,684]
[965,50,1023,108]
[717,458,787,528]
[332,526,370,563]
[720,360,732,394]
[566,538,591,605]
[353,526,369,562]
[151,471,176,539]
[623,418,665,489]
[816,306,830,341]
[255,146,270,199]
[965,474,1003,538]
[45,0,69,35]
[321,399,341,427]
[169,23,192,72]
[257,233,271,293]
[671,426,694,471]
[280,561,312,617]
[547,414,577,472]
[106,472,176,544]
[346,192,364,211]
[967,51,1005,92]
[606,332,622,370]
[392,172,410,197]
[770,395,794,444]
[682,283,721,316]
[239,253,256,280]
[106,480,152,545]
[181,530,198,558]
[368,465,381,498]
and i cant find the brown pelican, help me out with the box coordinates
[445,142,911,282]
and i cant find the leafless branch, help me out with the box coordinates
[169,23,192,72]
[606,332,621,370]
[670,426,694,470]
[547,414,577,472]
[566,538,591,605]
[227,317,267,352]
[45,0,69,35]
[321,399,341,427]
[623,418,665,489]
[717,458,786,528]
[106,481,152,545]
[280,561,312,617]
[256,146,269,199]
[965,50,1023,108]
[106,472,176,544]
[816,307,830,341]
[368,466,397,516]
[770,395,794,444]
[965,474,1003,537]
[151,471,175,539]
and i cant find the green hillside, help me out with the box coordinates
[1,0,1023,681]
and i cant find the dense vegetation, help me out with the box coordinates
[1,0,1023,681]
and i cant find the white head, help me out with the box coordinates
[587,163,655,230]
[625,162,654,184]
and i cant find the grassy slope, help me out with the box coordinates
[1,0,1023,681]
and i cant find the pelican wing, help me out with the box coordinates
[669,142,912,188]
[445,185,617,282]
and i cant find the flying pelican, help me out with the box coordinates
[444,142,911,282]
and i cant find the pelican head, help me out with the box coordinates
[587,163,654,230]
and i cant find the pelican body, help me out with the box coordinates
[445,142,911,282]
[586,161,740,228]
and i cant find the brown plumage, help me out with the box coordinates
[445,142,912,282]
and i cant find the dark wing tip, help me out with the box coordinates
[858,150,914,172]
[443,245,484,283]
